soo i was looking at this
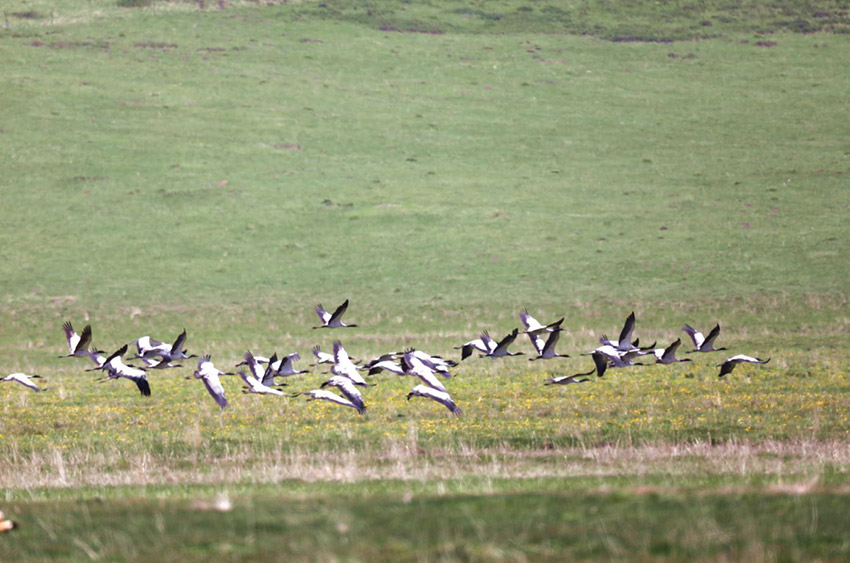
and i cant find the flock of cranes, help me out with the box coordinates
[1,300,771,416]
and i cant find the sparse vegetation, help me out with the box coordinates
[116,0,152,9]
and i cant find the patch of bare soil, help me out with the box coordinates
[134,42,178,50]
[10,11,43,19]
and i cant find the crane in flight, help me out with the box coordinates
[61,321,93,358]
[1,373,44,392]
[314,299,358,329]
[407,385,462,416]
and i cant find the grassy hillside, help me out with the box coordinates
[5,0,850,37]
[1,2,848,315]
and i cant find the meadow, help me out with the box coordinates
[1,0,849,559]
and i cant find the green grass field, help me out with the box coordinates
[2,0,849,559]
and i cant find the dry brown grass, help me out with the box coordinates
[3,438,848,493]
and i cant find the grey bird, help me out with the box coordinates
[407,384,462,416]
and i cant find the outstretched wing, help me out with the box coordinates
[703,324,721,348]
[527,331,545,356]
[718,360,736,377]
[591,351,608,377]
[105,344,129,365]
[197,354,212,372]
[479,331,495,352]
[261,353,279,386]
[333,341,351,365]
[662,338,681,360]
[171,329,188,354]
[494,328,519,352]
[329,299,350,324]
[134,376,152,397]
[682,324,704,349]
[74,325,93,354]
[540,329,562,357]
[519,309,537,331]
[63,321,77,354]
[315,304,331,326]
[202,373,228,409]
[618,312,636,346]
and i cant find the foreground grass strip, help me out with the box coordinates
[2,490,849,560]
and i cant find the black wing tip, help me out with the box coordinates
[138,379,152,396]
[460,345,473,360]
[106,344,128,362]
